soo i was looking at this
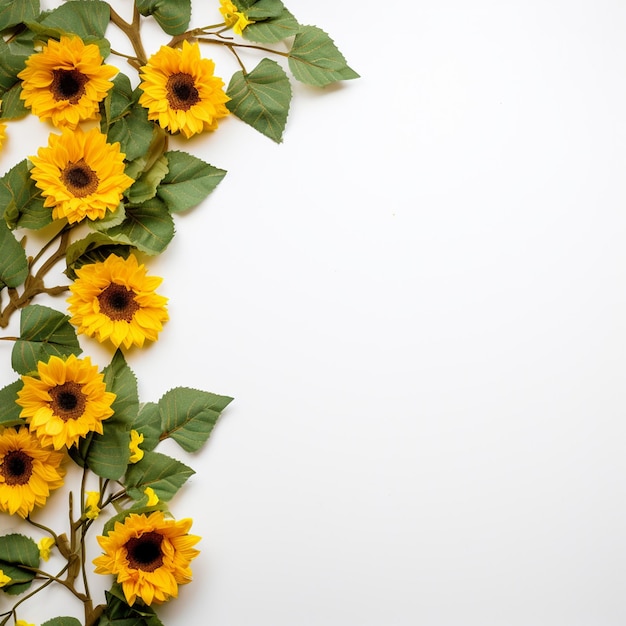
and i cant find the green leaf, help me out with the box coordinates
[41,618,83,626]
[0,39,27,94]
[0,380,23,428]
[39,0,111,39]
[101,73,134,131]
[126,155,169,204]
[242,8,299,43]
[0,562,35,595]
[288,26,359,87]
[0,0,39,31]
[124,450,194,502]
[156,151,226,213]
[104,198,175,255]
[226,58,291,142]
[108,103,154,162]
[0,81,29,120]
[0,159,47,230]
[135,0,191,35]
[241,0,284,20]
[158,387,233,452]
[71,351,136,479]
[12,305,82,375]
[64,232,132,280]
[97,587,165,626]
[0,533,38,595]
[88,202,126,232]
[132,402,161,452]
[0,219,27,288]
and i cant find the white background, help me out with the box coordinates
[1,1,626,625]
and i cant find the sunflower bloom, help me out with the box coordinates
[38,537,55,561]
[144,487,159,506]
[138,40,229,138]
[18,35,117,129]
[16,354,116,450]
[29,127,133,224]
[219,0,255,35]
[67,253,169,349]
[129,430,145,463]
[93,511,200,606]
[0,569,11,587]
[0,427,65,518]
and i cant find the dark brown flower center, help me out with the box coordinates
[125,532,164,572]
[61,159,99,198]
[1,450,34,486]
[49,381,87,421]
[98,283,140,322]
[166,72,200,111]
[51,68,88,103]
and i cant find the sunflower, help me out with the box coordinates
[29,127,133,224]
[18,35,117,129]
[67,253,169,349]
[16,354,116,450]
[0,427,65,518]
[138,40,230,138]
[93,511,200,606]
[219,0,255,35]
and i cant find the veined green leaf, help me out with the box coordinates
[0,219,27,288]
[132,402,161,452]
[64,232,132,280]
[38,0,110,40]
[0,81,28,120]
[124,450,195,502]
[12,305,82,375]
[288,25,360,87]
[226,58,291,142]
[0,39,27,97]
[126,155,169,204]
[242,8,299,43]
[158,387,233,452]
[0,380,22,428]
[41,618,83,626]
[108,103,154,162]
[156,151,226,213]
[0,533,38,595]
[135,0,191,35]
[236,0,284,19]
[0,0,39,31]
[0,159,47,230]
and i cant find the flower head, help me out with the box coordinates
[38,537,55,561]
[93,511,200,606]
[67,254,169,349]
[0,569,11,587]
[0,427,65,518]
[144,487,159,506]
[85,491,101,519]
[129,430,145,463]
[16,354,116,450]
[219,0,255,35]
[29,127,133,224]
[18,35,117,129]
[138,40,229,138]
[15,621,35,626]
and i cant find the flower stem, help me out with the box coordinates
[109,5,147,67]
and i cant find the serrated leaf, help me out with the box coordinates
[89,202,126,232]
[241,0,284,20]
[288,25,359,87]
[156,151,226,213]
[39,0,110,39]
[0,219,27,288]
[124,450,194,502]
[242,8,299,43]
[104,198,175,255]
[12,304,82,375]
[41,618,83,626]
[64,232,132,280]
[135,0,190,35]
[126,154,169,204]
[0,82,29,120]
[108,103,154,162]
[14,200,54,230]
[0,38,27,93]
[132,402,161,452]
[0,533,39,592]
[0,159,47,230]
[0,380,23,428]
[103,350,139,424]
[226,58,291,142]
[0,0,39,31]
[99,587,165,626]
[0,561,35,595]
[101,73,134,131]
[158,387,233,452]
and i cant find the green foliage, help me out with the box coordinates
[126,154,169,204]
[64,232,132,280]
[288,26,359,87]
[0,81,29,120]
[107,103,155,163]
[0,534,39,596]
[71,351,136,479]
[12,304,82,375]
[41,618,83,626]
[132,402,161,452]
[242,8,299,43]
[0,38,27,95]
[0,0,39,31]
[0,159,49,230]
[88,202,127,232]
[37,0,110,40]
[158,386,233,452]
[124,450,194,502]
[0,380,22,428]
[96,587,164,626]
[104,198,175,255]
[226,58,291,143]
[101,73,134,129]
[156,151,226,213]
[135,0,190,36]
[241,0,284,20]
[0,219,27,288]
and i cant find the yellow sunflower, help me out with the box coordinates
[16,354,116,450]
[219,0,255,35]
[18,35,117,129]
[138,40,230,138]
[67,253,169,349]
[93,511,201,606]
[0,427,65,518]
[29,127,133,224]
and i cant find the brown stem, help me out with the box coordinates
[109,5,147,67]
